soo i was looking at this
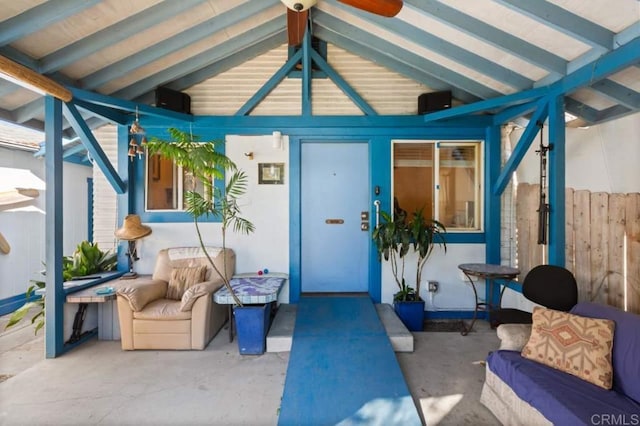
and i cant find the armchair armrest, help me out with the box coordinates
[496,324,532,351]
[180,280,223,312]
[117,279,167,312]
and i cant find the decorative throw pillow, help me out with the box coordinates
[521,306,615,389]
[166,265,207,300]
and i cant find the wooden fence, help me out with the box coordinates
[517,183,640,314]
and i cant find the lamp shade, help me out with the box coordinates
[281,0,317,11]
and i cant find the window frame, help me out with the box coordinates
[391,139,484,233]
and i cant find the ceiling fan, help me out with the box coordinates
[281,0,403,46]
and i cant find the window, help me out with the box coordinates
[145,154,211,211]
[393,140,482,231]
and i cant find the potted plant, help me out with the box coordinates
[147,128,253,305]
[372,208,446,331]
[147,129,264,354]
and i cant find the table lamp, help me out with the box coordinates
[114,214,152,279]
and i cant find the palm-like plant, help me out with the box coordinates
[372,208,446,301]
[147,128,254,306]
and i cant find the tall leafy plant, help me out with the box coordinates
[372,208,447,301]
[5,241,116,333]
[146,128,254,306]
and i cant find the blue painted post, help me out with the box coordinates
[289,137,302,303]
[44,96,65,358]
[547,95,566,267]
[369,137,391,303]
[485,125,502,318]
[87,178,93,242]
[116,125,134,272]
[302,21,312,116]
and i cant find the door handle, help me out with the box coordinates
[373,200,381,228]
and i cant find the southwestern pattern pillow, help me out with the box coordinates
[166,265,207,300]
[521,306,615,389]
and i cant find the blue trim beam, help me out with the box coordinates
[44,95,64,358]
[235,50,303,116]
[547,95,566,266]
[590,80,640,110]
[493,98,549,196]
[310,49,377,116]
[495,0,613,50]
[492,101,539,125]
[63,102,126,194]
[39,0,209,73]
[301,22,312,116]
[74,100,129,125]
[0,0,101,46]
[403,0,566,75]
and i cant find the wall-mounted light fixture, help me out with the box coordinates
[244,152,254,160]
[280,0,317,11]
[272,131,282,150]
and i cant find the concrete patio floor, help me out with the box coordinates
[0,314,499,425]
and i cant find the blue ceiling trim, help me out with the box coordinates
[590,80,640,110]
[313,11,501,100]
[495,0,614,50]
[110,17,286,101]
[615,22,640,47]
[595,104,634,124]
[423,87,548,122]
[70,88,193,122]
[403,0,567,75]
[494,98,549,196]
[73,100,129,125]
[160,32,287,94]
[236,49,303,116]
[492,101,539,125]
[309,49,376,116]
[324,0,533,91]
[549,36,640,95]
[0,0,101,46]
[79,0,282,91]
[39,0,209,74]
[62,102,125,194]
[62,143,87,159]
[563,97,598,123]
[312,25,480,105]
[302,23,313,117]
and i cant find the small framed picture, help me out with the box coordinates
[258,163,285,184]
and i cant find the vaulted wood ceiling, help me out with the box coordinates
[0,0,638,147]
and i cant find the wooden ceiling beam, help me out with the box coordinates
[0,55,72,102]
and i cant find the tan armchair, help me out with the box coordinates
[116,247,235,350]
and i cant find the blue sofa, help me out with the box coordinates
[481,302,640,425]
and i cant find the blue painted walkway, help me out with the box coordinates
[278,296,422,425]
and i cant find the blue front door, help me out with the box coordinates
[301,142,370,293]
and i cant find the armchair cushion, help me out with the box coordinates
[133,299,191,320]
[117,279,167,312]
[166,265,207,300]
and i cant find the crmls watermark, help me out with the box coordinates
[591,414,640,426]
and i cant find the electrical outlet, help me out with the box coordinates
[428,281,439,292]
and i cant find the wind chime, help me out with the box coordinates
[128,106,147,161]
[536,121,552,245]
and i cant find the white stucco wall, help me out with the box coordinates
[0,147,92,302]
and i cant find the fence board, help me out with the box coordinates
[574,190,592,302]
[565,187,575,275]
[590,193,609,304]
[626,193,640,314]
[516,183,532,279]
[608,194,626,309]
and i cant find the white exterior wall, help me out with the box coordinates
[0,147,92,301]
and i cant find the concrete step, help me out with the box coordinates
[266,303,414,353]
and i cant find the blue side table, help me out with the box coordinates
[214,275,287,353]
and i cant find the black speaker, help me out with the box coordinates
[418,91,452,114]
[155,87,191,114]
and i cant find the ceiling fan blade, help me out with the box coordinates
[337,0,403,17]
[287,8,308,47]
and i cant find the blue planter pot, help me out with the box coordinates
[394,299,425,331]
[233,303,271,355]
